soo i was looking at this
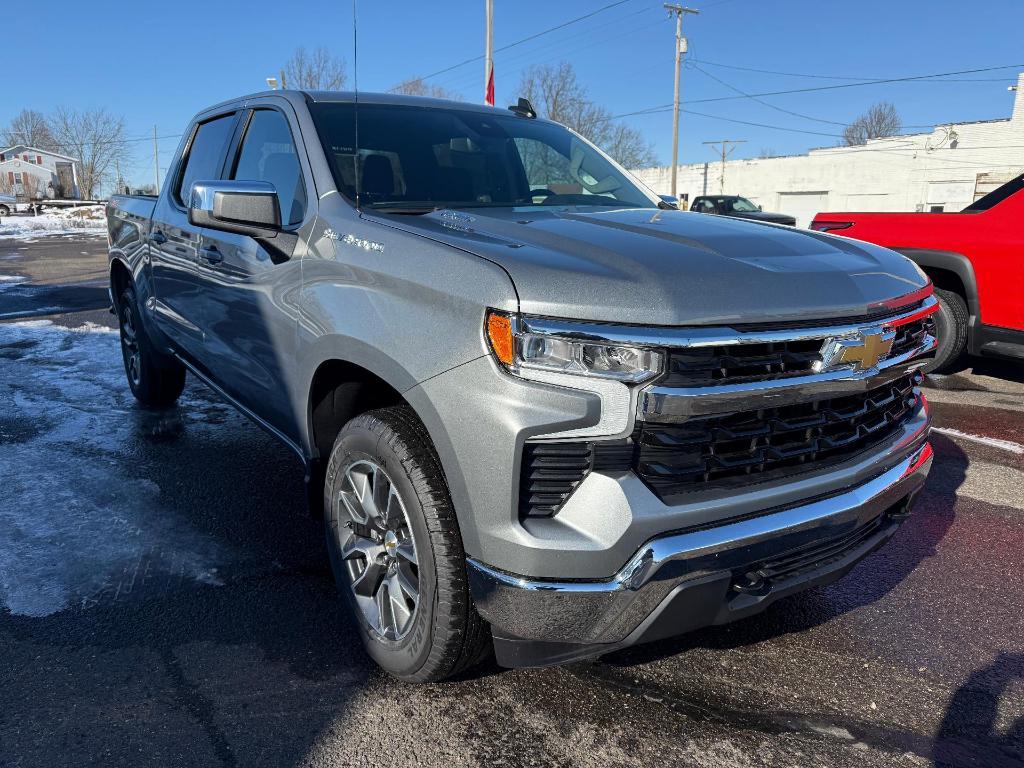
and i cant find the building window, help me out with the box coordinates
[37,155,42,165]
[929,205,945,213]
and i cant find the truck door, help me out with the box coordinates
[149,112,237,362]
[194,106,308,440]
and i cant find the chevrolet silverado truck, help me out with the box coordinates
[812,173,1024,372]
[106,91,936,682]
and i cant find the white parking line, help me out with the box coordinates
[932,426,1024,455]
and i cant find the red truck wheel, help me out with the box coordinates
[928,288,969,373]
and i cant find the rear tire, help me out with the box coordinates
[118,285,186,407]
[324,405,490,682]
[926,287,969,374]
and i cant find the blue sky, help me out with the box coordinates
[4,0,1022,188]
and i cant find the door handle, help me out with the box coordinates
[199,245,223,264]
[148,230,167,245]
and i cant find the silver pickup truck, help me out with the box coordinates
[106,91,936,682]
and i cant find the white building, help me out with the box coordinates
[633,73,1024,227]
[0,145,81,200]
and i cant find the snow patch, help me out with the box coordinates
[0,206,106,240]
[0,320,232,616]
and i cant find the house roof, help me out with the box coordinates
[0,144,80,162]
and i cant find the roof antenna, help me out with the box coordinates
[353,0,361,210]
[508,97,537,119]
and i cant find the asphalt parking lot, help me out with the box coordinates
[1,233,1022,768]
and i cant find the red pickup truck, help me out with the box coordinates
[811,174,1023,372]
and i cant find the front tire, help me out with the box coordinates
[324,406,490,682]
[926,287,969,374]
[118,285,186,407]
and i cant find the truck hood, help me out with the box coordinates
[377,207,928,326]
[726,210,797,226]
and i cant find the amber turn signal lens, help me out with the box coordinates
[487,312,515,366]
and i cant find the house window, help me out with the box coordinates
[37,155,42,165]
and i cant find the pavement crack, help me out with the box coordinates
[569,663,937,761]
[160,646,237,767]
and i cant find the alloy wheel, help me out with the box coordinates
[335,459,420,641]
[120,305,141,387]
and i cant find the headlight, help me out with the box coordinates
[486,310,663,383]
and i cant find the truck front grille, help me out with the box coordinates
[661,313,934,387]
[635,372,921,503]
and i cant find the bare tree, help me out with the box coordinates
[843,101,901,146]
[391,77,458,100]
[758,147,780,159]
[516,62,656,169]
[20,173,44,202]
[282,46,347,90]
[50,107,131,199]
[2,109,59,152]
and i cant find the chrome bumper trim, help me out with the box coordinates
[520,295,937,349]
[640,339,935,420]
[468,440,932,647]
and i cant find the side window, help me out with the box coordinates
[232,110,307,226]
[175,113,236,206]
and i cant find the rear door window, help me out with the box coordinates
[175,113,236,206]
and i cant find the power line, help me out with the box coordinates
[433,6,660,93]
[683,108,844,137]
[691,58,1018,83]
[607,64,1024,119]
[394,0,638,89]
[689,62,851,127]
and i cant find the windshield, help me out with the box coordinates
[728,197,759,212]
[309,102,658,212]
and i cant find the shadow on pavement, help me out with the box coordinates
[933,652,1024,768]
[0,283,110,319]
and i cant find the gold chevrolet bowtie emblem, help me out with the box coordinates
[817,328,896,372]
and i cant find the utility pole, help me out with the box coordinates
[153,125,161,195]
[280,69,287,89]
[484,0,495,105]
[703,140,746,194]
[665,4,699,199]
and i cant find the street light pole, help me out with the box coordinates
[484,0,495,105]
[665,4,699,199]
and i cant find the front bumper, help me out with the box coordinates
[468,440,933,668]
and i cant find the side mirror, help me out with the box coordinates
[188,180,281,238]
[758,204,763,211]
[657,194,679,210]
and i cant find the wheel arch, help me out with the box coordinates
[895,249,979,334]
[300,349,466,534]
[109,256,133,310]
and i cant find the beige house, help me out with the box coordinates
[0,145,81,200]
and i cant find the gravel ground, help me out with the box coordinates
[0,235,1021,768]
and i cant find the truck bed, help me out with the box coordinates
[106,194,157,239]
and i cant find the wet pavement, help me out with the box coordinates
[0,235,1022,767]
